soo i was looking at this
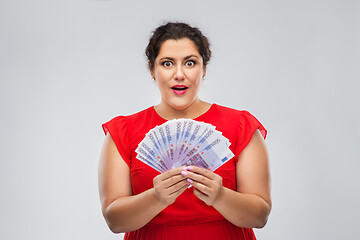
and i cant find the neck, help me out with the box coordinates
[155,99,211,120]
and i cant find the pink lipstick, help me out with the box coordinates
[171,85,188,95]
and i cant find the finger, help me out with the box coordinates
[165,183,189,204]
[186,166,217,180]
[167,179,189,195]
[193,188,209,203]
[157,180,189,205]
[162,174,188,188]
[157,166,186,181]
[182,170,212,187]
[163,178,188,193]
[188,179,210,195]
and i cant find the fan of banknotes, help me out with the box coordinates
[135,119,234,173]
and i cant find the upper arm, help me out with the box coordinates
[236,130,271,207]
[98,133,132,215]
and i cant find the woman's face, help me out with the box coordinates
[150,38,206,111]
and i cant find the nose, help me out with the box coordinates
[174,65,185,81]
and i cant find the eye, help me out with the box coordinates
[161,61,173,67]
[185,60,196,67]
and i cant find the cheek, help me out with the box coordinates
[189,70,203,84]
[156,70,173,82]
[155,74,170,91]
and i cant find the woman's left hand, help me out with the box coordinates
[181,166,223,206]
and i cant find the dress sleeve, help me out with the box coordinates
[102,116,131,167]
[234,111,267,163]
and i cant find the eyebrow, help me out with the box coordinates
[158,55,200,61]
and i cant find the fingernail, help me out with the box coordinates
[181,171,188,176]
[187,178,193,184]
[183,167,188,171]
[187,166,193,170]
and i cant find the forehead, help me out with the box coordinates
[157,38,200,58]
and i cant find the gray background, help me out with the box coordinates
[1,0,359,239]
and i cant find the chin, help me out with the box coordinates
[170,104,189,111]
[168,100,192,111]
[163,95,199,112]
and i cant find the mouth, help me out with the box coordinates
[171,85,188,95]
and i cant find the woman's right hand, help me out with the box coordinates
[100,134,189,233]
[153,166,189,206]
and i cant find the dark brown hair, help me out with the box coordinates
[145,22,211,70]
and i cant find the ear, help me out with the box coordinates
[148,60,155,80]
[202,66,206,79]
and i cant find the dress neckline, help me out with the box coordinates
[152,103,217,122]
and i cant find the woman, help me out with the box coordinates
[98,22,271,239]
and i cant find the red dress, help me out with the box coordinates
[102,104,267,240]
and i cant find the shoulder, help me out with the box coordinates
[212,104,267,139]
[105,106,154,124]
[127,106,154,119]
[213,104,255,120]
[102,106,155,136]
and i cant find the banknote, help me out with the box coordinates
[136,119,234,173]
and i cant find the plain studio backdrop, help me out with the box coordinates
[1,0,359,239]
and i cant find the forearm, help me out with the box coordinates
[104,188,167,233]
[212,187,271,229]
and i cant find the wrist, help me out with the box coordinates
[212,186,228,208]
[151,187,171,208]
